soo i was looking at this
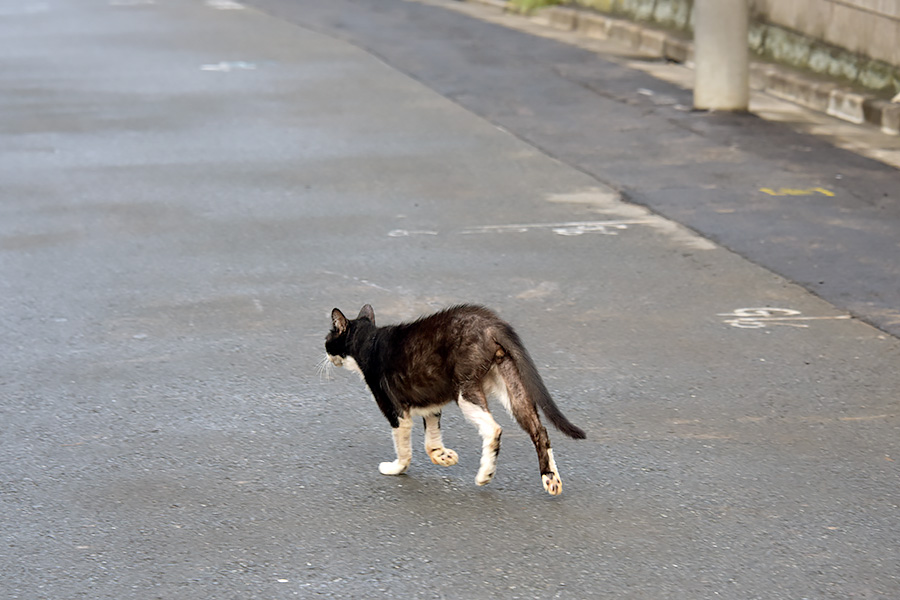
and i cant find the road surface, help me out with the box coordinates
[2,1,898,598]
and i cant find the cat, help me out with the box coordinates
[324,304,585,496]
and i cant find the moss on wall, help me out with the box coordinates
[560,0,899,94]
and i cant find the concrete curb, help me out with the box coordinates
[465,0,900,135]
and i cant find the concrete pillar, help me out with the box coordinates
[693,0,750,111]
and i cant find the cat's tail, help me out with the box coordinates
[495,325,587,440]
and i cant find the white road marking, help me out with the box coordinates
[205,0,244,9]
[719,307,852,329]
[461,219,646,236]
[384,187,717,250]
[388,229,439,237]
[200,61,257,72]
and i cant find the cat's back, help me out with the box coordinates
[379,305,512,390]
[388,305,505,355]
[409,304,500,331]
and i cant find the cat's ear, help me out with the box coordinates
[331,308,348,335]
[358,304,375,324]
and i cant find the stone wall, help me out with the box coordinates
[567,0,900,95]
[756,0,899,66]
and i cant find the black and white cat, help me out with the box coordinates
[324,304,585,495]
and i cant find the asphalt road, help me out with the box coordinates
[2,1,899,599]
[248,0,900,339]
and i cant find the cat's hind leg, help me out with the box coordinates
[458,390,502,486]
[422,411,458,467]
[496,358,562,495]
[379,415,413,475]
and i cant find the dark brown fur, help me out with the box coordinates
[325,304,585,494]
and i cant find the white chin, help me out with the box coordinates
[342,356,364,378]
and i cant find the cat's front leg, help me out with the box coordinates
[423,411,458,467]
[379,415,413,475]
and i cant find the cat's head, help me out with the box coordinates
[325,304,375,369]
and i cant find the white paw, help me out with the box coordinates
[428,447,459,467]
[378,460,409,475]
[475,468,495,486]
[542,472,562,496]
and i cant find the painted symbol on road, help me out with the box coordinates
[200,61,257,72]
[387,229,439,237]
[719,307,851,329]
[759,187,835,197]
[205,0,244,9]
[461,219,650,237]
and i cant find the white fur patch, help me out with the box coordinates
[547,448,558,475]
[459,396,502,486]
[341,356,363,376]
[543,449,562,495]
[410,405,445,417]
[482,365,513,416]
[458,397,500,439]
[380,416,412,476]
[422,412,443,451]
[328,354,365,381]
[422,412,458,466]
[379,460,408,475]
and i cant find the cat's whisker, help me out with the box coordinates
[316,354,334,381]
